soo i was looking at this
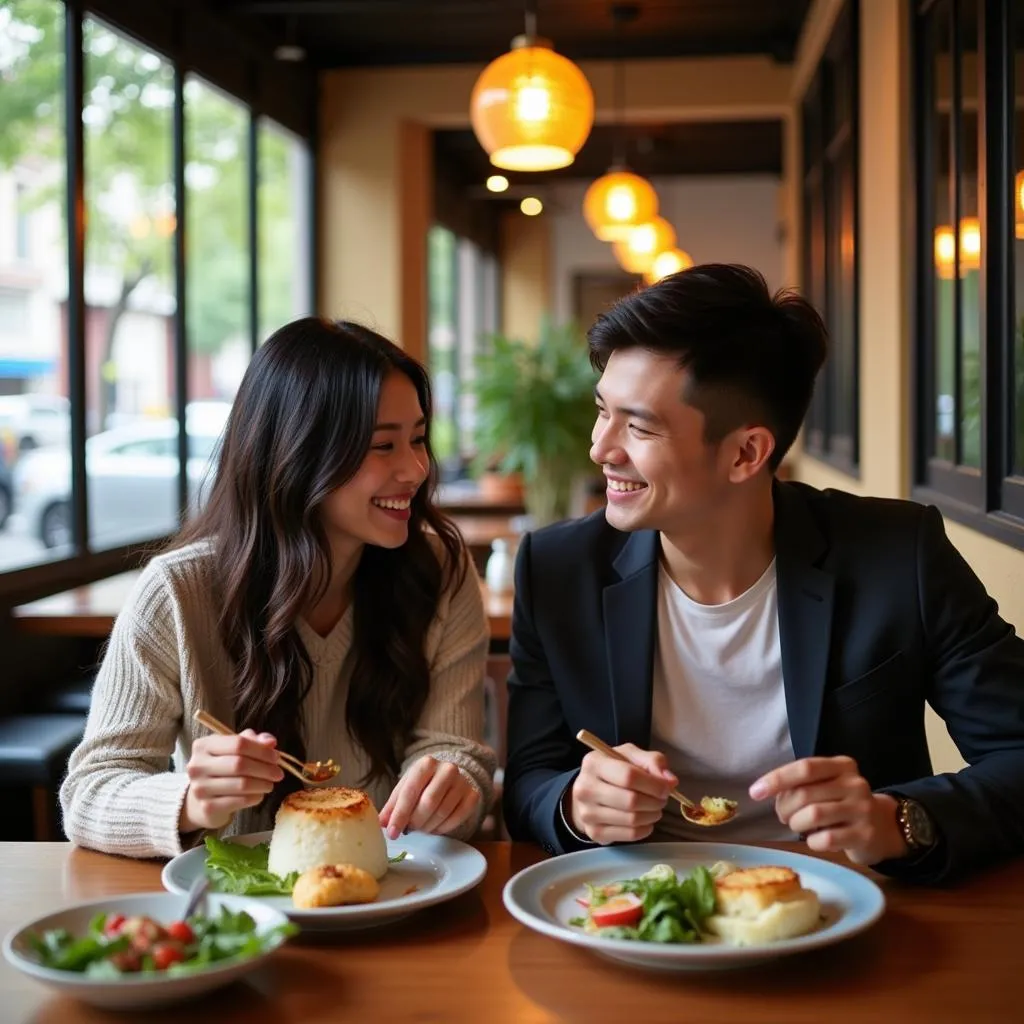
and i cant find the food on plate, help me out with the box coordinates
[267,787,389,882]
[203,788,407,900]
[685,796,739,825]
[703,866,820,946]
[24,906,296,977]
[569,861,820,946]
[291,863,380,909]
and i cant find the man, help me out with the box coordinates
[502,263,1024,883]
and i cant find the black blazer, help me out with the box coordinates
[502,481,1024,882]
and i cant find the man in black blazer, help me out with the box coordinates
[503,264,1024,882]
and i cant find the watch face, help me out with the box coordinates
[907,801,936,847]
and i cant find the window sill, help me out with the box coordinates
[911,485,1024,553]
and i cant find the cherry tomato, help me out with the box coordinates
[151,941,187,970]
[165,921,194,944]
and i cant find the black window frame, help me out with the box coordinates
[800,0,861,477]
[0,0,318,603]
[911,0,1024,548]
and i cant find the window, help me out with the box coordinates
[185,75,249,439]
[258,119,313,341]
[0,0,70,570]
[800,0,859,473]
[0,1,315,584]
[83,18,177,551]
[913,0,1024,538]
[427,227,499,479]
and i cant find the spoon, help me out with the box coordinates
[575,729,738,827]
[181,874,210,921]
[194,709,342,785]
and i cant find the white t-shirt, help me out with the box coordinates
[650,558,796,842]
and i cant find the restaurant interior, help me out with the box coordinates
[0,0,1022,1018]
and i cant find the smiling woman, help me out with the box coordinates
[60,317,496,861]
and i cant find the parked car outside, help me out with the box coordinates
[0,394,70,452]
[14,405,228,549]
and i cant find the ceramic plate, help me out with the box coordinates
[162,830,487,932]
[502,842,885,971]
[3,891,291,1010]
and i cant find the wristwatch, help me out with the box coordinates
[894,796,937,854]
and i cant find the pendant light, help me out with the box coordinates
[613,216,676,274]
[470,1,594,172]
[644,247,694,285]
[583,4,657,241]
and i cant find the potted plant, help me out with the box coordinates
[471,319,598,526]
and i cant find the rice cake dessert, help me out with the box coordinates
[266,787,388,881]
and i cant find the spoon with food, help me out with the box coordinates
[575,729,738,827]
[194,710,341,785]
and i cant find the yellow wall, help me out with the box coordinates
[318,56,792,358]
[499,211,550,344]
[791,0,1024,772]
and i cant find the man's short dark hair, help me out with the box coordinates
[587,264,828,471]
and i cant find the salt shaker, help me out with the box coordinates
[485,537,515,593]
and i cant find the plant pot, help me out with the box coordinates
[479,471,525,504]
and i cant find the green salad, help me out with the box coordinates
[568,863,719,943]
[26,905,297,978]
[203,836,407,896]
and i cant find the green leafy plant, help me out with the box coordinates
[471,320,598,526]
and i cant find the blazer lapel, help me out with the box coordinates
[773,481,835,759]
[603,530,660,747]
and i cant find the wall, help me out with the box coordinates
[499,211,550,344]
[319,55,792,361]
[789,0,1024,773]
[547,176,785,325]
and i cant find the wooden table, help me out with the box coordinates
[12,570,513,644]
[0,841,1019,1022]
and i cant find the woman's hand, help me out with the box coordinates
[378,756,480,840]
[180,729,285,833]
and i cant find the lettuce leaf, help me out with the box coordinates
[203,837,298,896]
[586,865,718,945]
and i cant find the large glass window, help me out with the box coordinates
[914,0,1024,537]
[0,2,316,582]
[0,0,71,567]
[258,118,312,341]
[800,0,859,472]
[81,18,177,551]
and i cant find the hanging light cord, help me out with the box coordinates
[524,0,537,41]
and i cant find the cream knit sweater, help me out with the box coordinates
[60,541,496,859]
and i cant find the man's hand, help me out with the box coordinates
[567,743,677,845]
[749,755,908,865]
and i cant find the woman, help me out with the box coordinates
[60,318,496,858]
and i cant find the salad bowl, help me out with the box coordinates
[3,891,295,1009]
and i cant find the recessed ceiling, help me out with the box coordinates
[435,119,784,193]
[209,0,812,69]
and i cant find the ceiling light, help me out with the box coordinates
[470,8,594,172]
[486,174,510,193]
[520,196,543,216]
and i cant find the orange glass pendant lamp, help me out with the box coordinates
[613,216,676,273]
[470,7,594,173]
[584,169,658,241]
[644,247,694,284]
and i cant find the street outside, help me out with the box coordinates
[0,515,62,571]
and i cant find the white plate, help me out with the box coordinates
[3,891,292,1010]
[502,842,885,971]
[162,830,487,932]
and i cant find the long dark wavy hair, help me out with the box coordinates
[175,317,466,809]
